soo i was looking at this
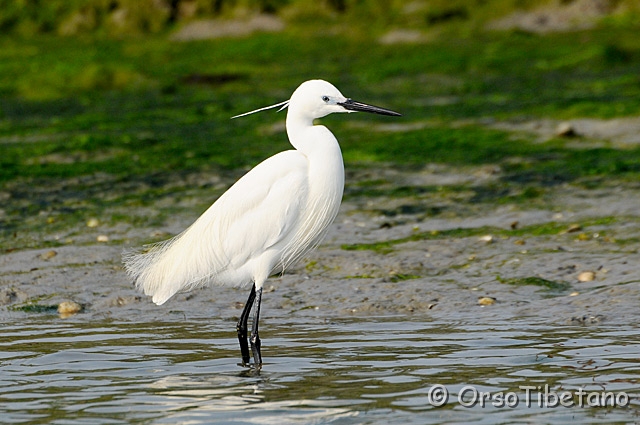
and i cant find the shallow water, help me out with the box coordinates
[1,316,638,425]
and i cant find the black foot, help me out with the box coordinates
[250,287,263,369]
[236,283,256,367]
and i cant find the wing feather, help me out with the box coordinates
[123,150,309,304]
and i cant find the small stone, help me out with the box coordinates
[577,271,595,282]
[86,218,100,228]
[569,291,580,296]
[478,296,496,306]
[96,235,109,242]
[39,250,57,260]
[576,233,591,241]
[556,122,577,137]
[565,224,582,233]
[479,235,493,243]
[58,301,82,317]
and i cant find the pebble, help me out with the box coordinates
[39,250,57,260]
[96,235,109,242]
[576,233,590,241]
[479,235,493,243]
[556,122,578,137]
[565,224,582,233]
[58,301,82,318]
[577,271,595,282]
[86,218,100,228]
[478,296,496,306]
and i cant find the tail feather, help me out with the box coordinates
[122,218,229,305]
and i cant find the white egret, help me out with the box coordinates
[123,79,401,369]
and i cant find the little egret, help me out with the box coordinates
[123,79,401,369]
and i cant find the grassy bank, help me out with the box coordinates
[2,16,640,251]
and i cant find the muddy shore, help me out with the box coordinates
[2,156,639,326]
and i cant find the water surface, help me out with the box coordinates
[1,316,638,424]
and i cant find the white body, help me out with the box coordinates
[123,80,346,305]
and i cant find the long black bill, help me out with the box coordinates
[338,99,402,116]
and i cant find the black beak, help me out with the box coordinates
[338,99,402,116]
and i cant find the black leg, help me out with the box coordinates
[250,286,263,369]
[236,283,256,367]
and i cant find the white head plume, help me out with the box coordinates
[231,100,289,119]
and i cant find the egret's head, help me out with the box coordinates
[289,79,401,120]
[289,80,349,119]
[231,79,401,121]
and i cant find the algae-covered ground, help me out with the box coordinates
[1,15,640,324]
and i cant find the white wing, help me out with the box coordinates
[123,150,309,305]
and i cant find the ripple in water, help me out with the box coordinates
[1,317,638,424]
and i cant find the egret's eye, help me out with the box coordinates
[322,96,330,103]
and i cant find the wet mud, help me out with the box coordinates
[2,156,639,326]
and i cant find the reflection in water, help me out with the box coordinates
[0,317,638,424]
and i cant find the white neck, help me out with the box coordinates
[286,110,317,152]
